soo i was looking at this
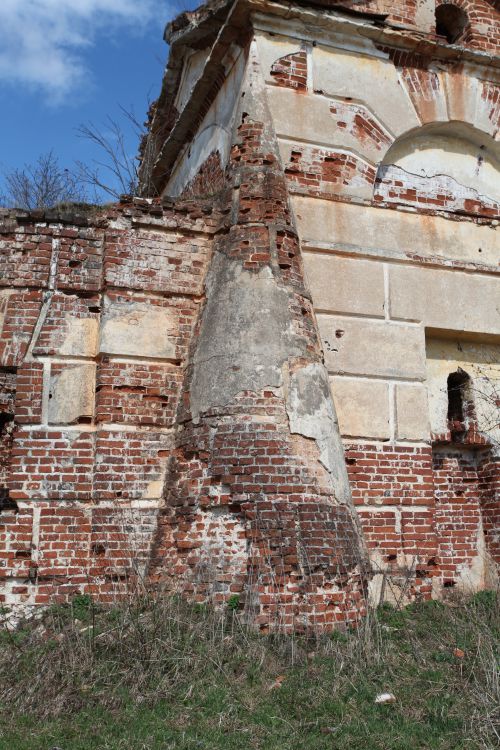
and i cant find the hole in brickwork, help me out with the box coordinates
[387,554,397,561]
[0,412,14,436]
[91,543,106,556]
[435,4,468,44]
[77,416,92,424]
[447,369,475,428]
[15,549,31,559]
[0,488,18,513]
[443,579,457,587]
[346,457,357,465]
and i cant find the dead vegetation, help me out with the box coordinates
[0,588,498,749]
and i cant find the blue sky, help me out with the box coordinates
[0,1,198,201]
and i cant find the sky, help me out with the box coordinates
[0,0,198,202]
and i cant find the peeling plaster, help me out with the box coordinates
[286,362,351,503]
[377,164,500,211]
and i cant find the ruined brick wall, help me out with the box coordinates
[0,202,218,614]
[2,0,499,626]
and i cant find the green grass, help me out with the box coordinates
[0,592,498,750]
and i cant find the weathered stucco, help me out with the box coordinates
[190,255,302,422]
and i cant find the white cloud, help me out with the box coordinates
[0,0,157,101]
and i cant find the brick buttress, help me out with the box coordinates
[149,41,368,631]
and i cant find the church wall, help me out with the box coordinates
[1,0,499,623]
[254,19,500,601]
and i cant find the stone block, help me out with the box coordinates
[330,377,390,439]
[395,384,430,441]
[48,364,96,425]
[319,315,426,380]
[293,197,499,268]
[99,298,177,360]
[389,266,500,335]
[303,253,385,317]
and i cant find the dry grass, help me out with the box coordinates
[0,589,498,749]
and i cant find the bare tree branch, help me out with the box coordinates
[75,111,146,200]
[0,150,87,210]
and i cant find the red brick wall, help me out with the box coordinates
[346,443,437,600]
[345,439,498,599]
[0,369,16,490]
[2,7,500,623]
[480,455,500,566]
[0,204,497,620]
[0,201,217,616]
[270,49,308,91]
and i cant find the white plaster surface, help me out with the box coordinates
[390,266,500,335]
[312,45,420,137]
[166,50,245,196]
[383,130,500,204]
[269,87,388,164]
[255,32,306,85]
[175,48,210,114]
[395,383,430,441]
[293,196,499,267]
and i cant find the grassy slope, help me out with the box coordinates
[0,592,498,750]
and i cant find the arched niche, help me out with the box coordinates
[374,122,500,214]
[435,3,470,44]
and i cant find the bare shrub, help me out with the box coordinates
[0,150,87,210]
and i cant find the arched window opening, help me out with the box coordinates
[447,369,475,431]
[435,4,469,44]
